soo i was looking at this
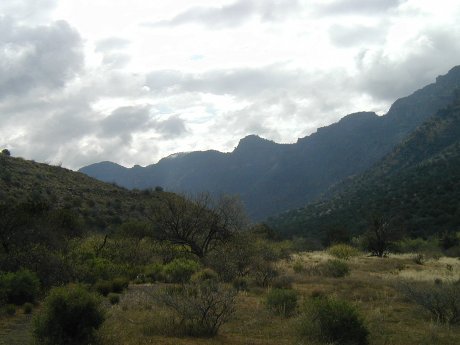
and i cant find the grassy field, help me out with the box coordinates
[1,251,458,345]
[96,252,460,345]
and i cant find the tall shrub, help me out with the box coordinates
[33,284,104,345]
[0,269,40,305]
[158,280,236,337]
[298,296,369,345]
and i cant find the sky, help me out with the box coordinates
[1,0,460,170]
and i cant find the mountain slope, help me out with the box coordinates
[268,95,460,238]
[0,155,166,230]
[80,66,460,220]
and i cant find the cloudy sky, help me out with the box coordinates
[1,0,460,169]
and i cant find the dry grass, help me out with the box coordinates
[96,252,460,345]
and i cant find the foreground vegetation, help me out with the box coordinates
[1,153,460,345]
[96,251,460,345]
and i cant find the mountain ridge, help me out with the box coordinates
[268,96,460,238]
[80,66,460,220]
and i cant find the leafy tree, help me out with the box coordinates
[1,149,10,156]
[0,199,49,255]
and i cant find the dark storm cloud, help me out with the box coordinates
[156,116,188,138]
[100,106,153,138]
[99,106,188,140]
[354,28,460,101]
[0,18,83,98]
[146,0,300,28]
[317,0,405,15]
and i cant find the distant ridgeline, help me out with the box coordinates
[80,66,460,226]
[268,93,460,238]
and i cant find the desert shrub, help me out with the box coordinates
[394,237,439,254]
[398,279,460,324]
[206,234,256,282]
[324,260,350,278]
[94,277,128,296]
[310,289,326,299]
[412,253,426,265]
[6,304,16,316]
[94,280,112,296]
[33,284,104,345]
[328,244,360,260]
[108,293,120,305]
[292,261,305,273]
[163,258,201,283]
[191,268,219,283]
[439,231,459,250]
[111,277,129,293]
[157,280,237,337]
[271,275,294,289]
[144,263,165,282]
[298,296,369,345]
[307,259,350,278]
[232,277,249,291]
[23,302,34,314]
[0,269,40,305]
[73,256,122,284]
[251,260,279,287]
[266,288,297,317]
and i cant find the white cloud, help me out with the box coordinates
[1,0,460,169]
[147,0,301,28]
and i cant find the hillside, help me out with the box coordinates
[268,94,460,238]
[0,155,166,231]
[80,66,460,220]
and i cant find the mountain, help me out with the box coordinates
[0,155,167,230]
[268,93,460,238]
[80,66,460,220]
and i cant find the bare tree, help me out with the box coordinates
[150,193,248,258]
[363,215,400,257]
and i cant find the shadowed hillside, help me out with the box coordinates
[268,94,460,238]
[80,66,460,221]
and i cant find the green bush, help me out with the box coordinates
[398,279,460,324]
[394,237,439,254]
[266,288,297,317]
[108,293,120,305]
[325,260,350,278]
[6,304,16,316]
[271,275,294,289]
[251,260,279,287]
[328,244,360,260]
[232,277,249,291]
[33,284,104,345]
[163,258,201,283]
[299,296,369,345]
[292,261,305,274]
[23,302,34,314]
[191,268,219,283]
[94,280,112,296]
[0,269,40,305]
[111,277,129,293]
[144,263,165,282]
